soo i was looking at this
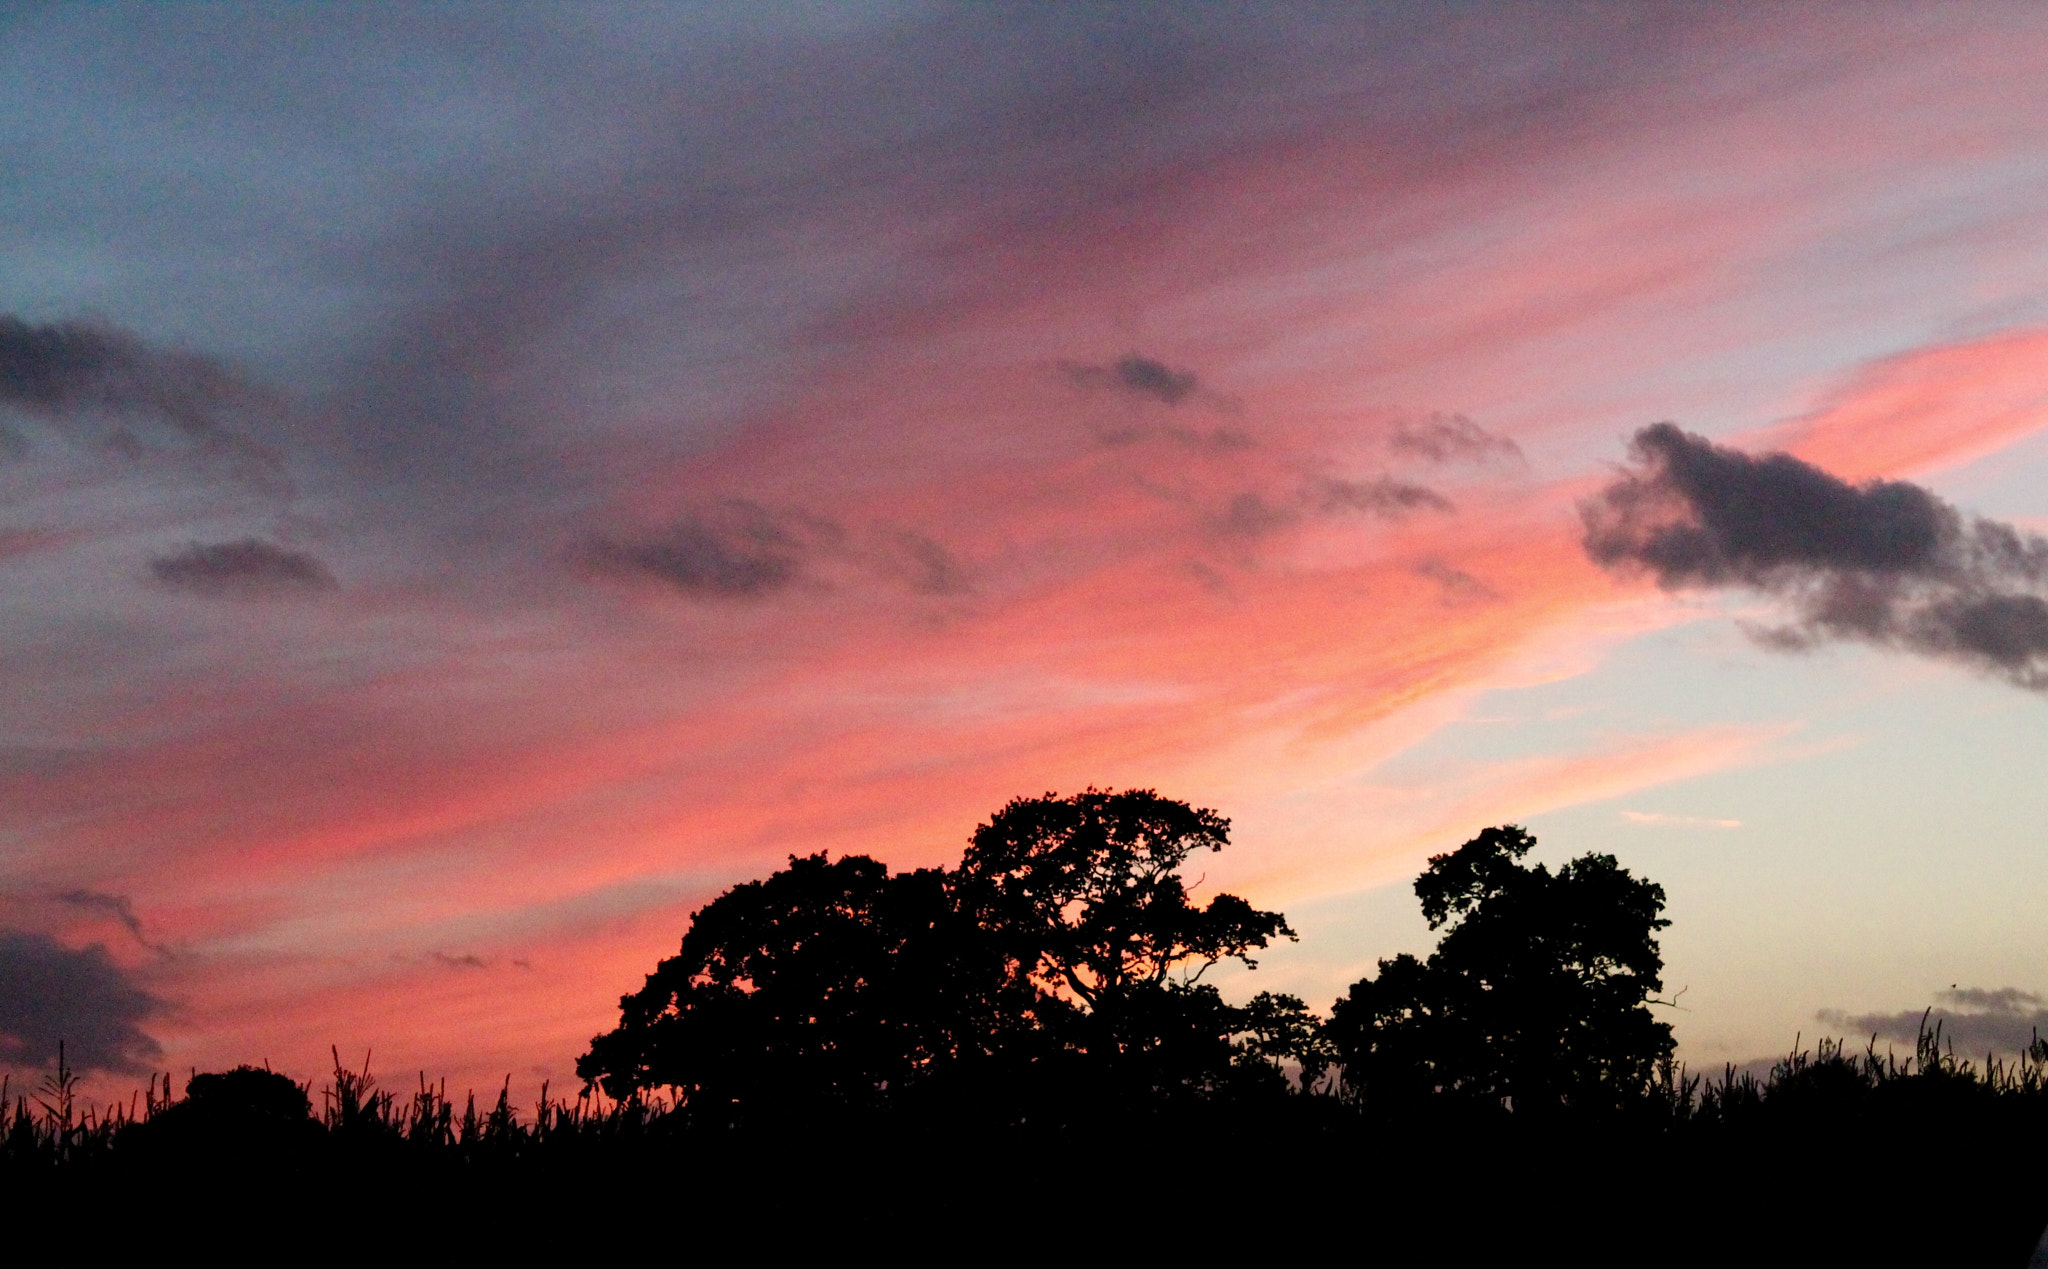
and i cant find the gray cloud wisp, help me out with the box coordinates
[53,890,172,959]
[589,503,836,599]
[1316,476,1454,518]
[1584,423,2048,689]
[1820,986,2048,1057]
[1390,413,1524,466]
[1066,355,1200,406]
[590,504,978,604]
[1215,475,1452,541]
[150,539,337,598]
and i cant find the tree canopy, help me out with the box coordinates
[581,807,1677,1124]
[957,789,1292,1004]
[578,789,1304,1119]
[1326,825,1675,1113]
[576,853,1028,1112]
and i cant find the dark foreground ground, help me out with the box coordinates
[13,1108,2046,1265]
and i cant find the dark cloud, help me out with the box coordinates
[1820,986,2048,1056]
[0,930,162,1073]
[1114,356,1198,405]
[52,890,171,959]
[1184,559,1232,596]
[0,315,285,484]
[1,316,218,427]
[1414,559,1500,603]
[593,506,980,603]
[1218,492,1297,539]
[1389,414,1524,465]
[150,538,337,598]
[591,503,839,599]
[885,530,973,597]
[428,951,489,970]
[1316,476,1454,518]
[1583,423,2048,688]
[1216,476,1452,540]
[1066,355,1200,405]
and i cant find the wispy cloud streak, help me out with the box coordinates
[52,890,173,958]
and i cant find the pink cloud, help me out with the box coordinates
[1754,327,2048,481]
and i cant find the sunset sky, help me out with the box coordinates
[7,2,2048,1097]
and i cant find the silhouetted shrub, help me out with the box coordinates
[122,1066,319,1168]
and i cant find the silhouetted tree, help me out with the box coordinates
[1230,990,1337,1096]
[581,789,1304,1118]
[1328,825,1674,1114]
[577,853,1032,1117]
[959,790,1291,1001]
[956,788,1298,1101]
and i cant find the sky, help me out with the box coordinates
[5,1,2048,1096]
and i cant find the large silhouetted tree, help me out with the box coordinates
[956,788,1299,1101]
[958,789,1291,1003]
[1327,825,1674,1114]
[576,853,1032,1116]
[580,789,1305,1118]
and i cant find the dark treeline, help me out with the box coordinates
[9,790,2048,1263]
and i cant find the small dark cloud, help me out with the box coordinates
[1219,491,1296,538]
[591,502,839,599]
[1819,986,2048,1056]
[428,951,489,970]
[0,930,162,1074]
[1389,413,1524,465]
[1414,558,1499,603]
[52,890,171,959]
[1316,476,1454,518]
[1114,356,1198,405]
[595,506,974,603]
[1065,354,1199,405]
[885,530,973,597]
[150,539,337,598]
[1184,559,1232,596]
[1214,475,1452,541]
[1584,423,2048,689]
